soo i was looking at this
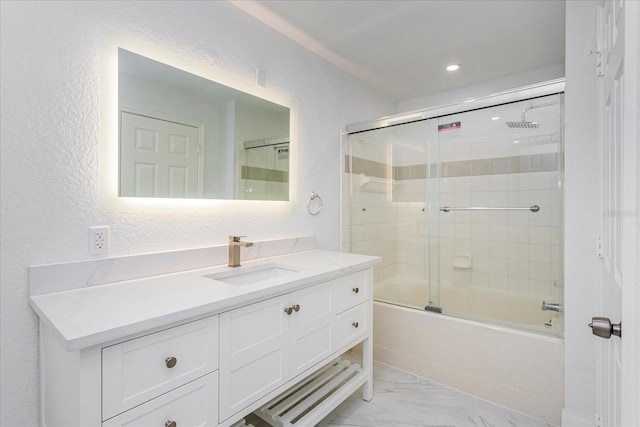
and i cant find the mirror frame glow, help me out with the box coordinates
[100,34,296,212]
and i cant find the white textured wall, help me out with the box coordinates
[0,2,394,425]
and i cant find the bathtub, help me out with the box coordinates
[374,280,563,334]
[372,282,563,425]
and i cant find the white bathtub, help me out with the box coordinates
[374,281,563,334]
[372,282,563,425]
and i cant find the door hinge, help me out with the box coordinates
[588,50,604,76]
[596,235,604,259]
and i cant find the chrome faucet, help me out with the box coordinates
[541,301,563,313]
[228,236,253,267]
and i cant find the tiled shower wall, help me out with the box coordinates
[342,139,429,285]
[343,98,563,303]
[437,130,563,301]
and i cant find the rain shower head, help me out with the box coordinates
[505,120,539,129]
[505,101,556,129]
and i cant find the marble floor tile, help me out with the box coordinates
[245,357,556,427]
[318,360,556,427]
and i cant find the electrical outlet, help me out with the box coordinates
[89,226,110,256]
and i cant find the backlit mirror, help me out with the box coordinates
[118,49,290,200]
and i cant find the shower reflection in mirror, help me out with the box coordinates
[238,136,289,200]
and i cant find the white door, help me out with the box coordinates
[594,1,639,426]
[120,112,201,198]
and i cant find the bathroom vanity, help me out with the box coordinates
[29,247,378,427]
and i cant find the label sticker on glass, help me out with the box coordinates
[438,121,461,132]
[277,147,289,159]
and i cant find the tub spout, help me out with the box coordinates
[541,301,563,313]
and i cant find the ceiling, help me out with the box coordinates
[232,0,566,102]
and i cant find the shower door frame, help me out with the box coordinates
[345,79,565,135]
[342,79,565,324]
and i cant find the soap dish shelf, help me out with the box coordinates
[254,358,366,427]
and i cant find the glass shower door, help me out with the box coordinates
[430,94,564,334]
[344,120,430,310]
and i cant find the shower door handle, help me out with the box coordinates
[589,317,621,339]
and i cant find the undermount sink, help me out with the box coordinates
[204,264,298,285]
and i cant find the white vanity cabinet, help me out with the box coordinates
[218,269,371,425]
[218,281,336,421]
[39,316,220,427]
[33,250,377,427]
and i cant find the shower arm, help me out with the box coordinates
[520,101,557,121]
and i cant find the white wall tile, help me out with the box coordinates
[508,259,529,278]
[472,271,490,287]
[489,224,509,242]
[508,242,529,260]
[529,244,552,263]
[529,226,552,244]
[529,261,551,281]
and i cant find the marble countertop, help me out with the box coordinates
[29,249,379,352]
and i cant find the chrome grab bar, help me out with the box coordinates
[440,205,540,213]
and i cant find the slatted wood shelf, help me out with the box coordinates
[253,358,366,427]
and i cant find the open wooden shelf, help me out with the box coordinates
[253,358,365,427]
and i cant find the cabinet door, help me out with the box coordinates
[219,295,289,422]
[289,282,335,377]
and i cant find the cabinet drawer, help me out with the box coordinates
[335,303,369,350]
[102,316,219,420]
[331,270,370,313]
[103,372,218,427]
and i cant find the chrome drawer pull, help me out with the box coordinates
[165,421,177,427]
[352,321,359,328]
[352,287,359,294]
[292,304,300,312]
[165,356,177,368]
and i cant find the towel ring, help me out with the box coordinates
[306,192,322,215]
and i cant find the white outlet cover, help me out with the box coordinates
[89,226,110,256]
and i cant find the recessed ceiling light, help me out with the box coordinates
[491,116,500,121]
[446,64,460,72]
[513,140,520,144]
